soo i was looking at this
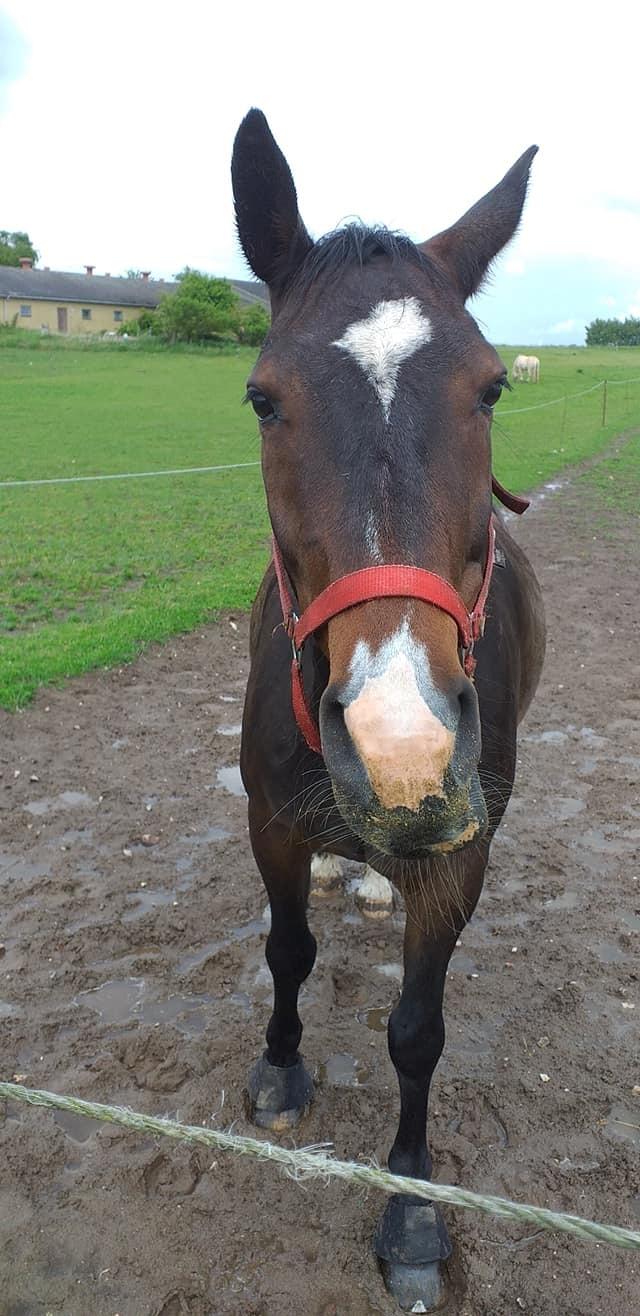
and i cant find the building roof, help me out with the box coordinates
[0,267,175,307]
[229,278,270,307]
[0,267,270,310]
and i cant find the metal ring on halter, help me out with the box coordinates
[287,612,301,664]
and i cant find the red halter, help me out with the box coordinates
[272,476,529,755]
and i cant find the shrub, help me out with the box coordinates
[238,302,270,346]
[119,308,158,337]
[156,271,239,343]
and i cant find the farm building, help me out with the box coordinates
[0,259,268,335]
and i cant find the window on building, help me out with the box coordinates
[20,304,31,317]
[81,308,91,321]
[113,310,123,322]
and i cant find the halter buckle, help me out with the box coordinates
[286,611,301,664]
[463,644,477,678]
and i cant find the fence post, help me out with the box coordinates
[601,379,608,426]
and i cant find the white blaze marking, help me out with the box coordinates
[346,619,434,706]
[332,297,432,421]
[343,620,454,811]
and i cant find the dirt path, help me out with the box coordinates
[1,470,638,1316]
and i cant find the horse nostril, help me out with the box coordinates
[318,685,345,752]
[457,673,475,720]
[319,685,374,798]
[454,673,482,772]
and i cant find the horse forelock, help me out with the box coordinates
[276,223,449,308]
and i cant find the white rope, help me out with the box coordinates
[3,1081,640,1251]
[0,460,262,490]
[1,375,637,489]
[500,381,604,415]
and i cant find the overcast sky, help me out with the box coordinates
[1,1,638,344]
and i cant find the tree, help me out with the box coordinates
[0,230,38,267]
[173,269,237,312]
[157,271,238,343]
[586,316,640,346]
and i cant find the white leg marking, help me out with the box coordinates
[310,851,344,896]
[332,297,432,421]
[355,865,394,919]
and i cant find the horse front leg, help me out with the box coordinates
[247,808,317,1131]
[375,846,487,1311]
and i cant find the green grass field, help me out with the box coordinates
[1,339,639,708]
[581,419,640,516]
[493,345,640,488]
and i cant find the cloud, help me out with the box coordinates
[1,0,639,343]
[474,255,640,345]
[0,13,27,111]
[604,195,640,215]
[504,256,526,276]
[548,318,576,334]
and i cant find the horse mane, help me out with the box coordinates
[285,223,448,300]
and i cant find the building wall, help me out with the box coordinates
[0,298,148,335]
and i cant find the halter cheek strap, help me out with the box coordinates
[272,478,529,755]
[491,475,530,515]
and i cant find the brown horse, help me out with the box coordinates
[233,110,545,1311]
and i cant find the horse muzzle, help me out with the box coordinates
[333,772,488,859]
[320,672,487,858]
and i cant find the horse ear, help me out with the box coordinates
[421,146,538,300]
[231,108,313,292]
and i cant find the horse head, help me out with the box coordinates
[232,110,537,861]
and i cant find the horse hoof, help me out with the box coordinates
[356,893,393,920]
[247,1052,314,1131]
[379,1259,448,1311]
[375,1195,452,1310]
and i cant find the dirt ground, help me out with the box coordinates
[1,465,639,1316]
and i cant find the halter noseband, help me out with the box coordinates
[272,476,529,755]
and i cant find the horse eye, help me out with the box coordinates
[247,389,277,422]
[480,380,504,413]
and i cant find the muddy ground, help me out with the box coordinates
[1,466,639,1316]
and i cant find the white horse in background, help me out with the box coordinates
[513,353,540,382]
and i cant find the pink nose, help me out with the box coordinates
[343,652,455,811]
